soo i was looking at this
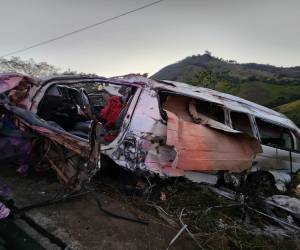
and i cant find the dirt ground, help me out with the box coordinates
[1,162,300,250]
[0,164,196,250]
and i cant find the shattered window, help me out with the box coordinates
[195,100,225,123]
[230,111,253,136]
[256,118,294,150]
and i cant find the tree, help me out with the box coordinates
[0,57,60,77]
[189,70,217,89]
[204,50,212,57]
[186,69,239,95]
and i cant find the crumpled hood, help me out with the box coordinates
[0,73,39,108]
[0,73,38,94]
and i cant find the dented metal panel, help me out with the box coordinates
[0,73,103,190]
[165,110,262,172]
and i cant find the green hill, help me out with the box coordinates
[275,100,300,126]
[152,53,300,82]
[152,53,300,125]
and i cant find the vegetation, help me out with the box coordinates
[276,100,300,126]
[0,57,60,77]
[152,52,300,125]
[0,57,95,77]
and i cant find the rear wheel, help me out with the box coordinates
[244,171,276,197]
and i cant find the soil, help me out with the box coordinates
[0,164,196,250]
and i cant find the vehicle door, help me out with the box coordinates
[291,131,300,173]
[255,145,278,170]
[254,118,279,170]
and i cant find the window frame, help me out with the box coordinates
[291,131,300,153]
[255,117,295,151]
[157,90,227,125]
[229,111,255,137]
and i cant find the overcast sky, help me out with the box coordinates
[1,0,299,76]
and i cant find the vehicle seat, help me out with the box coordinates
[74,120,92,133]
[69,120,93,139]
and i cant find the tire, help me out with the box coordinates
[244,171,276,197]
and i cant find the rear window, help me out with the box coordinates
[256,118,294,150]
[230,111,253,136]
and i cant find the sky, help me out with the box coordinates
[0,0,300,76]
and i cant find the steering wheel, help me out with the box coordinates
[78,88,95,120]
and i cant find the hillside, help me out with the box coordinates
[152,53,300,126]
[276,100,300,126]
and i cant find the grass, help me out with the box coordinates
[277,99,300,113]
[235,81,300,107]
[276,99,300,126]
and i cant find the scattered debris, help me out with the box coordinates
[246,205,300,232]
[208,186,237,201]
[0,202,10,219]
[160,192,167,201]
[265,195,300,219]
[207,186,300,235]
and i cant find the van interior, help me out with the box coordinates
[37,81,136,142]
[159,91,226,124]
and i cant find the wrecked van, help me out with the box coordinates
[1,73,300,191]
